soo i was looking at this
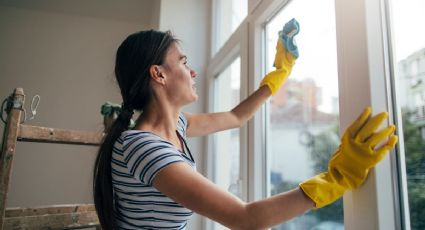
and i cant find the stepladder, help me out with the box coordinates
[0,88,104,230]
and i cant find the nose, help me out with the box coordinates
[190,69,197,78]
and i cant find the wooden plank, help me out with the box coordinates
[4,204,99,229]
[0,88,25,230]
[4,210,99,230]
[5,204,96,217]
[18,125,104,146]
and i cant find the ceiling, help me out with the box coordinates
[0,0,155,24]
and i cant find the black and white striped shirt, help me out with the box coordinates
[111,113,196,229]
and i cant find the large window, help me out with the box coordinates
[207,0,414,229]
[388,0,425,229]
[265,0,342,229]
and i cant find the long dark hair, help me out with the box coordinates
[93,30,176,229]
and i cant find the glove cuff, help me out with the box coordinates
[259,81,276,96]
[299,172,346,209]
[259,67,293,95]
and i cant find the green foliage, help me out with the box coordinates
[314,198,343,222]
[402,112,425,175]
[407,181,425,230]
[309,126,339,175]
[308,127,343,223]
[402,111,425,230]
[307,126,344,223]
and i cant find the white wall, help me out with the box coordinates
[0,5,150,207]
[158,0,211,228]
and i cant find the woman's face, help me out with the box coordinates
[161,42,198,105]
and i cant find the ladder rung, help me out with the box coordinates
[18,125,104,146]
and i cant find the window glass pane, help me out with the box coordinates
[214,0,247,53]
[212,57,241,230]
[265,1,342,229]
[389,0,425,229]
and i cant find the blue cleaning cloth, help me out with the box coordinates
[279,18,300,58]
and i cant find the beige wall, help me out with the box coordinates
[0,5,149,207]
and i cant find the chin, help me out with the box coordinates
[191,94,198,102]
[182,94,198,106]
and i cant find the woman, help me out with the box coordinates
[93,29,397,229]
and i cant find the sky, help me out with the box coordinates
[392,0,425,61]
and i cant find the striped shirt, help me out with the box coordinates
[111,113,196,229]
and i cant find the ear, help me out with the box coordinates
[149,65,166,85]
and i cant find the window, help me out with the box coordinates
[388,0,425,229]
[207,0,410,229]
[264,0,342,229]
[213,0,248,54]
[211,57,241,230]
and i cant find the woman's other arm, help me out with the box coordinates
[184,85,270,137]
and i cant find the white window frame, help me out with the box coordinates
[205,0,406,229]
[335,0,408,229]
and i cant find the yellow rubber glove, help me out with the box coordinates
[260,38,296,95]
[299,107,398,208]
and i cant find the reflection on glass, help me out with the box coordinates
[214,0,247,53]
[389,0,425,229]
[265,0,342,229]
[213,57,241,230]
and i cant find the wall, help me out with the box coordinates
[0,4,149,207]
[0,1,211,229]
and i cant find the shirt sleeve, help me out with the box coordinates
[125,138,186,186]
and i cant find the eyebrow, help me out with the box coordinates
[179,55,187,61]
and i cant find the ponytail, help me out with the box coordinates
[93,107,133,229]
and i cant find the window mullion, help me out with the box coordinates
[336,0,400,229]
